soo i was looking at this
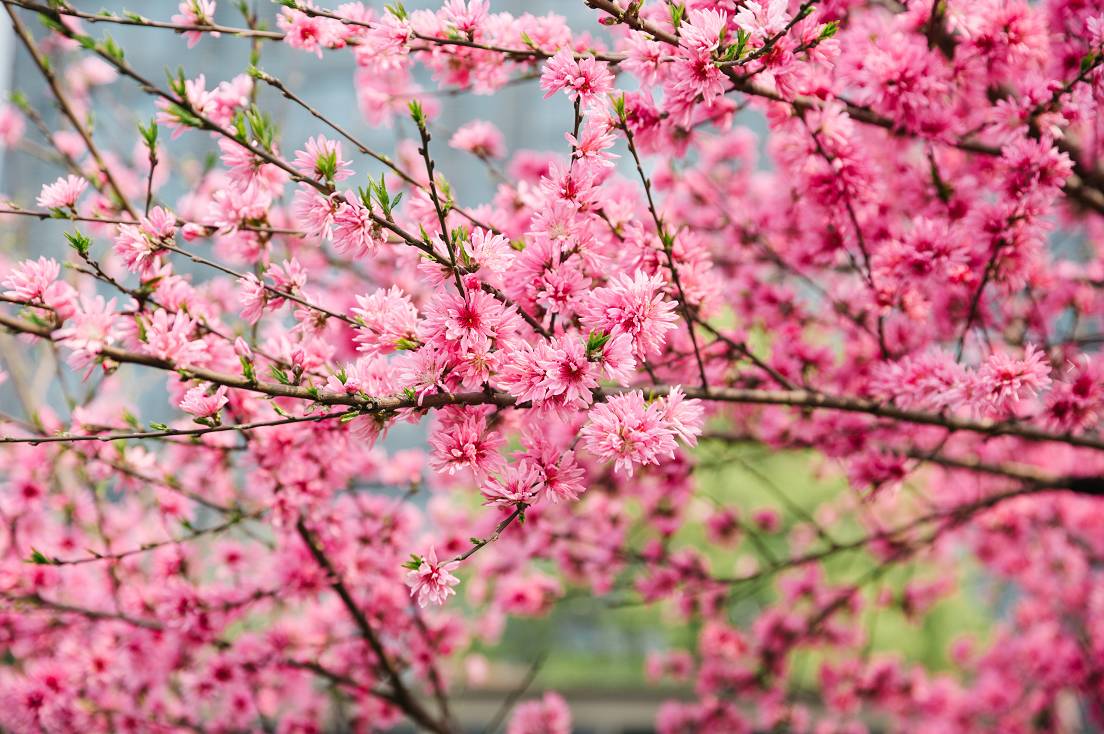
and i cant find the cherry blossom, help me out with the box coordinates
[0,1,1103,732]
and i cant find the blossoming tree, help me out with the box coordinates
[0,0,1102,731]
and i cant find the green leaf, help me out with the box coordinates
[585,330,612,359]
[138,118,158,149]
[240,356,256,383]
[408,99,426,128]
[668,2,686,31]
[269,365,290,385]
[64,230,92,257]
[27,548,53,565]
[100,35,125,63]
[818,20,839,40]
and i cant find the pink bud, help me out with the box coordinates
[233,337,253,359]
[181,223,205,241]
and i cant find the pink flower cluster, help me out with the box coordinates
[0,0,1103,732]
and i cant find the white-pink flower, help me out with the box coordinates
[178,384,229,419]
[36,175,88,210]
[54,295,119,374]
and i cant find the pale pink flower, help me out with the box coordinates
[396,345,451,404]
[507,692,572,734]
[55,295,119,374]
[292,135,353,182]
[218,138,289,196]
[113,209,174,277]
[351,286,419,355]
[421,286,519,353]
[680,9,729,53]
[278,6,341,58]
[268,259,307,304]
[566,119,619,169]
[495,342,551,405]
[0,105,25,147]
[467,228,514,275]
[2,257,60,302]
[734,0,790,39]
[292,187,337,240]
[237,274,267,324]
[331,199,382,258]
[144,310,206,366]
[440,0,488,34]
[406,546,460,608]
[481,464,544,508]
[518,433,586,503]
[179,384,229,419]
[36,175,88,210]
[596,333,636,385]
[172,1,219,48]
[449,120,504,159]
[659,386,705,446]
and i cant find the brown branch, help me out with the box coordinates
[294,518,453,734]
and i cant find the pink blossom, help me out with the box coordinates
[36,175,88,210]
[481,464,544,508]
[237,274,267,324]
[681,9,729,54]
[178,384,229,419]
[468,228,514,275]
[2,257,60,303]
[440,0,488,35]
[406,546,460,608]
[507,692,571,734]
[536,334,599,407]
[580,391,679,476]
[658,386,704,446]
[171,1,218,48]
[421,285,519,353]
[144,310,206,366]
[566,119,618,168]
[113,208,175,277]
[292,135,353,182]
[54,295,119,373]
[595,332,636,385]
[429,411,504,477]
[331,198,382,258]
[292,187,337,239]
[734,0,790,40]
[449,120,504,158]
[268,258,307,304]
[580,271,679,359]
[351,286,420,355]
[518,433,586,503]
[540,49,615,108]
[973,344,1052,414]
[0,105,25,147]
[278,6,342,58]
